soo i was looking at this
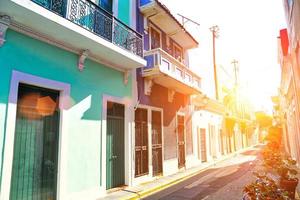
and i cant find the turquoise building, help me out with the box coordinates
[0,0,145,199]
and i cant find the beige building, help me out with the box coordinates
[278,0,300,163]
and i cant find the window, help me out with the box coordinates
[173,44,183,62]
[150,27,161,49]
[99,0,113,13]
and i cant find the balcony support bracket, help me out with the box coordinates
[124,70,130,85]
[78,50,89,71]
[168,89,175,102]
[0,15,11,47]
[144,78,153,96]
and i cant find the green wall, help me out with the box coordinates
[118,0,130,25]
[0,30,132,194]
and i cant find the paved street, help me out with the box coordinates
[144,146,262,200]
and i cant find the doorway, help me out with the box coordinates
[106,101,125,189]
[134,108,149,177]
[10,83,60,200]
[177,115,185,168]
[151,110,163,176]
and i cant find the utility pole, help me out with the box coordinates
[210,25,220,100]
[231,59,239,86]
[231,59,243,120]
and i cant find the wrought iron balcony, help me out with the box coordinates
[142,48,202,95]
[31,0,143,57]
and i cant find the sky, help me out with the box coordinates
[159,0,287,113]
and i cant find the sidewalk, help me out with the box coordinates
[98,147,255,200]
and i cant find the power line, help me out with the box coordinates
[218,65,233,79]
[177,13,200,27]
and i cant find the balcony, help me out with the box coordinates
[0,0,146,69]
[139,0,198,49]
[142,48,201,95]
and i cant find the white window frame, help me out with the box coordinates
[0,70,71,200]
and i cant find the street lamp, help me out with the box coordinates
[210,25,220,100]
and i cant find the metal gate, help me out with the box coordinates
[177,115,185,168]
[151,111,162,176]
[134,108,149,177]
[10,84,60,200]
[106,102,125,189]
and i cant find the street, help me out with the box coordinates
[143,146,262,200]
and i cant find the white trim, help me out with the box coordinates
[113,0,119,18]
[101,94,133,190]
[130,0,137,30]
[0,70,71,200]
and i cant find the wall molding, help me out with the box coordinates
[144,78,153,95]
[0,15,11,47]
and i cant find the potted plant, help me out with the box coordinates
[262,142,298,199]
[243,172,290,200]
[277,157,298,199]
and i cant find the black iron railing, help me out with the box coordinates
[32,0,143,57]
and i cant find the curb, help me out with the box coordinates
[122,146,255,200]
[123,163,213,200]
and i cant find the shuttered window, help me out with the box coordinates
[10,84,59,200]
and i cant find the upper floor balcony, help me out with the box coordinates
[139,0,198,50]
[142,48,201,95]
[0,0,146,70]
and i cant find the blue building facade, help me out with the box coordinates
[132,0,203,184]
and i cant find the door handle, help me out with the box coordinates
[111,155,118,160]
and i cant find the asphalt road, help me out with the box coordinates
[143,146,263,200]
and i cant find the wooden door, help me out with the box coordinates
[177,115,185,168]
[151,111,163,176]
[135,108,149,177]
[150,27,161,49]
[106,102,125,189]
[200,128,207,162]
[10,84,60,200]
